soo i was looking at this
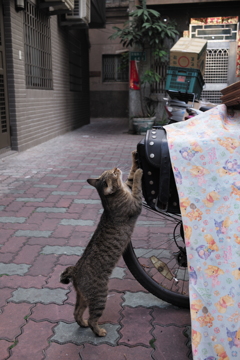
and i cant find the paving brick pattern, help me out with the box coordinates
[0,118,191,360]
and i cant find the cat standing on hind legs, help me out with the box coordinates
[60,151,142,337]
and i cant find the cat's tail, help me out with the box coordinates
[60,266,75,284]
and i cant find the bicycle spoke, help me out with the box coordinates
[130,203,189,300]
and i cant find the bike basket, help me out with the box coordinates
[165,66,204,99]
[137,127,180,214]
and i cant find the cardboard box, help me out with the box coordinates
[170,38,207,76]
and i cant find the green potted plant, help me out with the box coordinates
[109,0,178,134]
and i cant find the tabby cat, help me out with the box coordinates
[60,151,142,337]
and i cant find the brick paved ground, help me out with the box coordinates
[0,118,191,360]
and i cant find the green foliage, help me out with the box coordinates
[117,52,129,72]
[9,341,18,350]
[109,1,178,51]
[109,0,179,117]
[145,96,159,117]
[149,338,156,349]
[141,70,161,85]
[153,49,169,62]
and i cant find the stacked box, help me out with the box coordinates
[165,67,205,99]
[169,37,207,76]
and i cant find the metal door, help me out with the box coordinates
[201,41,237,103]
[0,1,10,150]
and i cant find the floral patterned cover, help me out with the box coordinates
[164,104,240,360]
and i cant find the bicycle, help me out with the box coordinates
[123,123,191,309]
[122,91,213,308]
[123,202,189,309]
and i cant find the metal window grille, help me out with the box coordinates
[102,55,128,82]
[204,48,229,83]
[24,1,53,89]
[69,34,82,92]
[152,61,169,93]
[0,75,7,133]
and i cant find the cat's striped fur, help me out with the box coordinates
[60,151,142,336]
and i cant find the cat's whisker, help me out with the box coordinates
[118,164,132,174]
[117,162,131,169]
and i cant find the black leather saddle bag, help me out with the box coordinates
[137,127,180,214]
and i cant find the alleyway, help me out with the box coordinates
[0,118,191,360]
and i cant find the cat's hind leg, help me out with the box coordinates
[87,293,107,337]
[74,289,88,328]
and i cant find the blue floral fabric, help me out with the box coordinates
[165,104,240,360]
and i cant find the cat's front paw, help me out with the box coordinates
[131,150,138,163]
[134,168,143,179]
[131,150,138,172]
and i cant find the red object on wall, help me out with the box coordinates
[130,60,140,90]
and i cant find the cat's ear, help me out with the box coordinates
[87,178,98,188]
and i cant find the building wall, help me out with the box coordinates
[142,0,240,5]
[89,0,240,118]
[3,0,90,151]
[149,0,240,104]
[89,3,129,118]
[148,1,240,35]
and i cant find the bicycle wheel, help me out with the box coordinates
[123,202,189,309]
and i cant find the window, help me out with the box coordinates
[24,1,53,89]
[102,55,128,82]
[190,22,238,41]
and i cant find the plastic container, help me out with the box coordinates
[165,66,204,99]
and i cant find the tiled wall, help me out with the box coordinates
[3,0,90,151]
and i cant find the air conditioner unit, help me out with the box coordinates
[44,0,74,11]
[65,0,91,23]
